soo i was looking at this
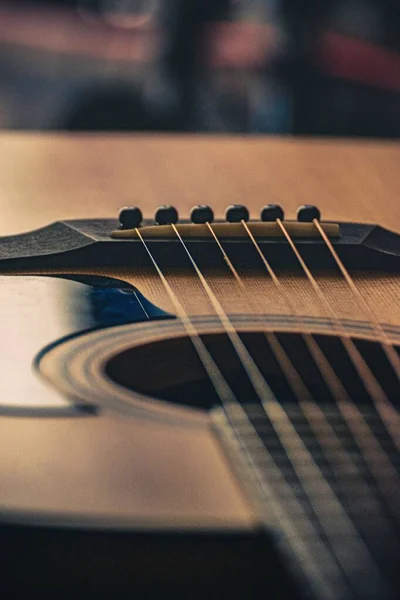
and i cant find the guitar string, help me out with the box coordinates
[276,219,386,399]
[208,221,400,525]
[239,221,400,523]
[276,218,400,455]
[205,222,314,402]
[274,217,400,537]
[203,221,386,522]
[212,412,347,600]
[312,218,400,449]
[169,222,393,599]
[313,219,400,370]
[134,227,349,600]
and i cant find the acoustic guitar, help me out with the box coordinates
[1,201,399,599]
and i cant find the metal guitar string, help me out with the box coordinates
[239,221,400,523]
[210,221,400,524]
[313,219,400,372]
[205,222,313,402]
[205,220,400,588]
[169,223,393,599]
[276,220,385,397]
[134,228,350,600]
[276,218,400,454]
[312,218,400,448]
[275,218,400,535]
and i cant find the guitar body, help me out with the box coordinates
[0,137,399,599]
[0,273,292,599]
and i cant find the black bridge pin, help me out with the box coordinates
[190,205,214,224]
[225,204,250,223]
[155,205,179,225]
[261,204,284,222]
[118,206,143,229]
[297,205,321,222]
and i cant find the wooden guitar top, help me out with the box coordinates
[1,135,400,599]
[0,134,399,233]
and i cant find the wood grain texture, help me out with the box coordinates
[15,266,400,330]
[1,135,400,536]
[1,133,399,330]
[0,134,399,235]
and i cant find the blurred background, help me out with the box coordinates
[0,0,398,136]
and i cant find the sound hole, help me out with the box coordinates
[105,332,400,410]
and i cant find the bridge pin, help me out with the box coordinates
[155,205,179,225]
[297,205,321,222]
[190,205,214,224]
[118,206,143,229]
[261,204,284,222]
[225,204,250,223]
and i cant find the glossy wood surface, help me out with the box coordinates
[1,135,400,599]
[0,134,399,235]
[1,134,400,533]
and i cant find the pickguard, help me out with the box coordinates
[0,275,172,415]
